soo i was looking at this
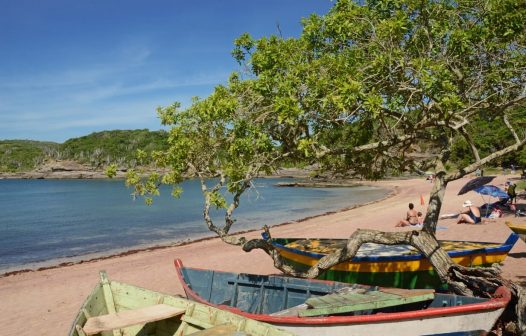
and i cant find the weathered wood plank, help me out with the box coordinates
[299,289,434,317]
[269,303,309,317]
[99,271,120,336]
[379,287,435,297]
[83,304,185,335]
[181,314,214,329]
[189,323,242,335]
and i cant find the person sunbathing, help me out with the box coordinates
[457,200,481,224]
[396,203,419,227]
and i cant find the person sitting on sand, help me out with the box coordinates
[396,203,419,227]
[457,200,481,224]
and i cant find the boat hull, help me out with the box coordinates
[175,259,511,336]
[273,310,505,336]
[269,234,518,289]
[276,249,501,289]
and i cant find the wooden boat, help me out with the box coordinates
[264,232,519,289]
[69,271,294,336]
[506,221,526,241]
[175,259,510,336]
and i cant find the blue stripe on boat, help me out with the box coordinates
[265,233,518,262]
[422,331,486,336]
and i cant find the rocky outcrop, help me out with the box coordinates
[38,160,87,172]
[0,161,313,180]
[0,160,126,179]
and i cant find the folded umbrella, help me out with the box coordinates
[457,176,496,195]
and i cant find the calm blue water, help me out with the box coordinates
[0,178,387,273]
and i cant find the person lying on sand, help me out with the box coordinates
[396,203,419,227]
[457,200,481,224]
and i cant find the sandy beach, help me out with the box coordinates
[1,175,525,335]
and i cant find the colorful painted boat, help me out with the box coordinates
[264,232,519,289]
[69,271,294,336]
[506,221,526,234]
[506,221,526,242]
[175,259,510,336]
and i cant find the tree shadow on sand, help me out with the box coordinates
[508,252,526,259]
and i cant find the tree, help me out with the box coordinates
[116,0,526,331]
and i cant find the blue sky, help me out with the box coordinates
[0,0,333,143]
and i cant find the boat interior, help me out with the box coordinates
[71,272,282,336]
[181,267,488,317]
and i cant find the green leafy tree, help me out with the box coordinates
[128,0,526,329]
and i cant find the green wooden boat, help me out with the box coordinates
[265,233,519,289]
[69,271,295,336]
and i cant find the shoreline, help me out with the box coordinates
[0,164,313,180]
[0,183,398,278]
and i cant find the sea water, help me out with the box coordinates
[0,178,388,273]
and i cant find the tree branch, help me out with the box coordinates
[458,126,481,163]
[446,137,526,182]
[503,114,521,144]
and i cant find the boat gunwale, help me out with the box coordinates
[266,234,518,263]
[506,223,526,234]
[69,282,104,335]
[174,259,511,326]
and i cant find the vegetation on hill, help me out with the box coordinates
[1,121,524,174]
[60,129,168,168]
[0,140,59,172]
[0,129,168,172]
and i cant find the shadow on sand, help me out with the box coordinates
[508,252,526,259]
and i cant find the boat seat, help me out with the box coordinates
[83,304,186,335]
[188,323,245,335]
[299,287,434,317]
[269,303,309,317]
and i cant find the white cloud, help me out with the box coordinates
[70,72,229,103]
[0,93,187,141]
[0,37,234,141]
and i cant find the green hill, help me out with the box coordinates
[1,120,525,174]
[60,129,168,168]
[0,140,59,172]
[0,129,168,173]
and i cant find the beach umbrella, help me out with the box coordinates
[457,176,496,195]
[473,185,509,199]
[472,185,509,217]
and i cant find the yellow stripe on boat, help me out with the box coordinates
[276,248,507,273]
[506,222,526,234]
[284,239,501,256]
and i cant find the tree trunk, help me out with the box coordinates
[422,172,447,234]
